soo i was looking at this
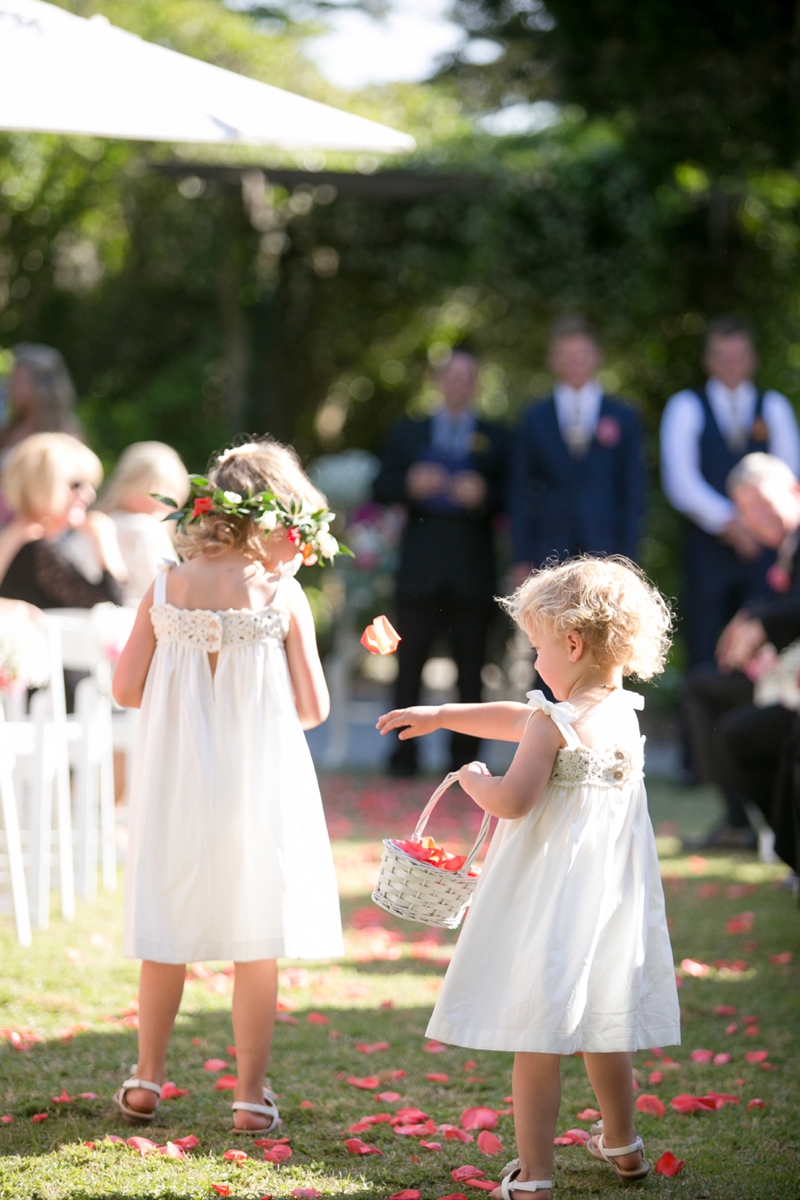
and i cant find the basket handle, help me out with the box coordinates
[410,770,493,878]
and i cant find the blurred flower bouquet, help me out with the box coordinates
[91,602,136,665]
[0,614,49,694]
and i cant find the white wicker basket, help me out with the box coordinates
[372,772,492,930]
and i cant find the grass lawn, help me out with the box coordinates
[0,773,798,1199]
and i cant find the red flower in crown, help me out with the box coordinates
[595,415,622,448]
[286,526,301,545]
[191,496,214,518]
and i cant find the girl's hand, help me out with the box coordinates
[377,705,441,739]
[458,761,491,790]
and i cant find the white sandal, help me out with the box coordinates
[112,1072,162,1124]
[500,1168,552,1198]
[587,1131,650,1182]
[230,1086,281,1135]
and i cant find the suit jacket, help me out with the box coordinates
[745,539,800,651]
[511,394,645,565]
[372,414,508,602]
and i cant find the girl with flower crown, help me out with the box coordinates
[378,557,680,1198]
[111,438,344,1132]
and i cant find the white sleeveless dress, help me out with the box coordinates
[123,567,343,964]
[426,690,680,1054]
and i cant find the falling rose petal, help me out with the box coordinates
[452,1165,486,1181]
[769,951,793,965]
[745,1050,769,1063]
[212,1187,231,1197]
[654,1151,685,1177]
[461,1107,498,1131]
[291,1190,322,1199]
[172,1134,199,1150]
[426,1073,450,1083]
[347,1076,380,1090]
[30,1113,48,1123]
[420,1141,442,1151]
[376,1091,402,1103]
[215,1075,238,1091]
[161,1082,190,1100]
[690,1049,714,1063]
[577,1108,601,1119]
[361,615,401,656]
[389,1192,421,1200]
[204,1059,228,1072]
[477,1130,503,1155]
[713,1053,731,1065]
[223,1148,248,1162]
[747,1098,766,1110]
[52,1089,73,1104]
[635,1094,665,1117]
[344,1137,383,1156]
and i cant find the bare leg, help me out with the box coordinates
[491,1052,560,1200]
[582,1051,645,1171]
[126,960,186,1113]
[231,959,278,1131]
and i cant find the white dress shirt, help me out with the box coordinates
[660,378,800,534]
[554,380,603,454]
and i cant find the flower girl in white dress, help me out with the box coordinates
[378,557,680,1198]
[112,439,344,1131]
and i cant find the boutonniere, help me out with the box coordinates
[470,432,491,455]
[595,415,621,448]
[750,415,769,444]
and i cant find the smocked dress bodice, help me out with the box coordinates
[150,602,290,652]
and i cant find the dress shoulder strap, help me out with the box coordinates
[153,563,170,606]
[621,689,645,710]
[525,689,582,748]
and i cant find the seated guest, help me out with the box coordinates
[0,433,126,610]
[684,453,800,855]
[661,317,800,669]
[373,343,508,777]
[0,343,82,455]
[95,441,190,606]
[511,317,645,575]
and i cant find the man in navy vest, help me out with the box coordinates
[373,344,508,777]
[660,317,800,669]
[511,317,645,575]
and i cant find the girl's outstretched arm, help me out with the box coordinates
[377,701,532,744]
[457,710,563,819]
[284,580,330,729]
[112,582,157,708]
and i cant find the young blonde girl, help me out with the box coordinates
[378,557,680,1198]
[112,439,343,1132]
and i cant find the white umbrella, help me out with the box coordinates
[0,0,415,153]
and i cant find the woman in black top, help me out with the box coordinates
[0,433,126,610]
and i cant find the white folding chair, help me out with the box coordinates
[0,703,32,945]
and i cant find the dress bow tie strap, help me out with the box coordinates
[525,689,578,724]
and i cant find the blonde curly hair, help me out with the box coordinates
[177,437,327,562]
[500,556,673,680]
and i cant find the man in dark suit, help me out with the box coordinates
[372,345,508,777]
[511,318,645,574]
[684,453,800,858]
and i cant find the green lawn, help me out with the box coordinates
[0,775,798,1199]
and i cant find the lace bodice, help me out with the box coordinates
[526,688,645,789]
[150,602,289,652]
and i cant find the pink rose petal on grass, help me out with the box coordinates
[769,951,793,965]
[713,1053,731,1065]
[714,1005,737,1016]
[420,1141,442,1151]
[439,1124,474,1143]
[0,1116,12,1124]
[649,1071,663,1085]
[747,1098,766,1110]
[347,1075,380,1090]
[461,1107,498,1131]
[376,1091,402,1103]
[203,1058,228,1071]
[426,1073,450,1082]
[212,1187,231,1197]
[291,1190,322,1199]
[78,1092,98,1100]
[300,1100,314,1109]
[452,1166,485,1182]
[127,1136,157,1155]
[356,1041,390,1054]
[306,1012,329,1024]
[389,1192,421,1200]
[439,1194,469,1200]
[343,1138,382,1156]
[690,1049,714,1063]
[745,1050,769,1063]
[464,1181,499,1192]
[681,958,710,977]
[635,1094,665,1117]
[654,1151,685,1177]
[577,1108,600,1119]
[52,1089,73,1104]
[30,1113,48,1124]
[477,1130,503,1155]
[172,1134,199,1150]
[725,1023,738,1035]
[215,1074,238,1091]
[223,1148,248,1162]
[161,1082,190,1099]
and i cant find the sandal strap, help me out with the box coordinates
[121,1078,162,1097]
[597,1134,643,1158]
[501,1170,552,1198]
[232,1101,272,1116]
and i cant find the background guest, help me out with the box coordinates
[372,344,508,777]
[95,441,190,606]
[684,453,800,853]
[511,316,645,577]
[0,343,82,455]
[660,317,800,669]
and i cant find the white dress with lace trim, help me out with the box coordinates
[427,688,680,1055]
[124,567,343,965]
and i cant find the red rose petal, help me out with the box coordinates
[356,1041,390,1054]
[690,1049,714,1063]
[577,1108,600,1119]
[376,1091,402,1102]
[212,1187,231,1197]
[127,1136,157,1155]
[654,1151,685,1177]
[477,1130,503,1155]
[713,1053,731,1065]
[635,1094,665,1117]
[461,1107,498,1131]
[426,1073,450,1083]
[291,1191,322,1199]
[300,1100,314,1109]
[161,1082,190,1100]
[215,1075,238,1091]
[343,1137,382,1156]
[361,616,401,655]
[439,1125,474,1143]
[172,1134,199,1150]
[347,1076,380,1090]
[204,1058,228,1071]
[425,1040,449,1053]
[451,1165,485,1181]
[745,1050,769,1063]
[769,951,793,965]
[389,1192,421,1200]
[306,1012,329,1025]
[223,1148,248,1162]
[30,1113,48,1124]
[420,1140,442,1151]
[464,1181,499,1191]
[747,1098,765,1110]
[714,1005,737,1016]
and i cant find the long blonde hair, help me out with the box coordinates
[1,432,102,518]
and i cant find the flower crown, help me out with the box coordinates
[153,474,352,566]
